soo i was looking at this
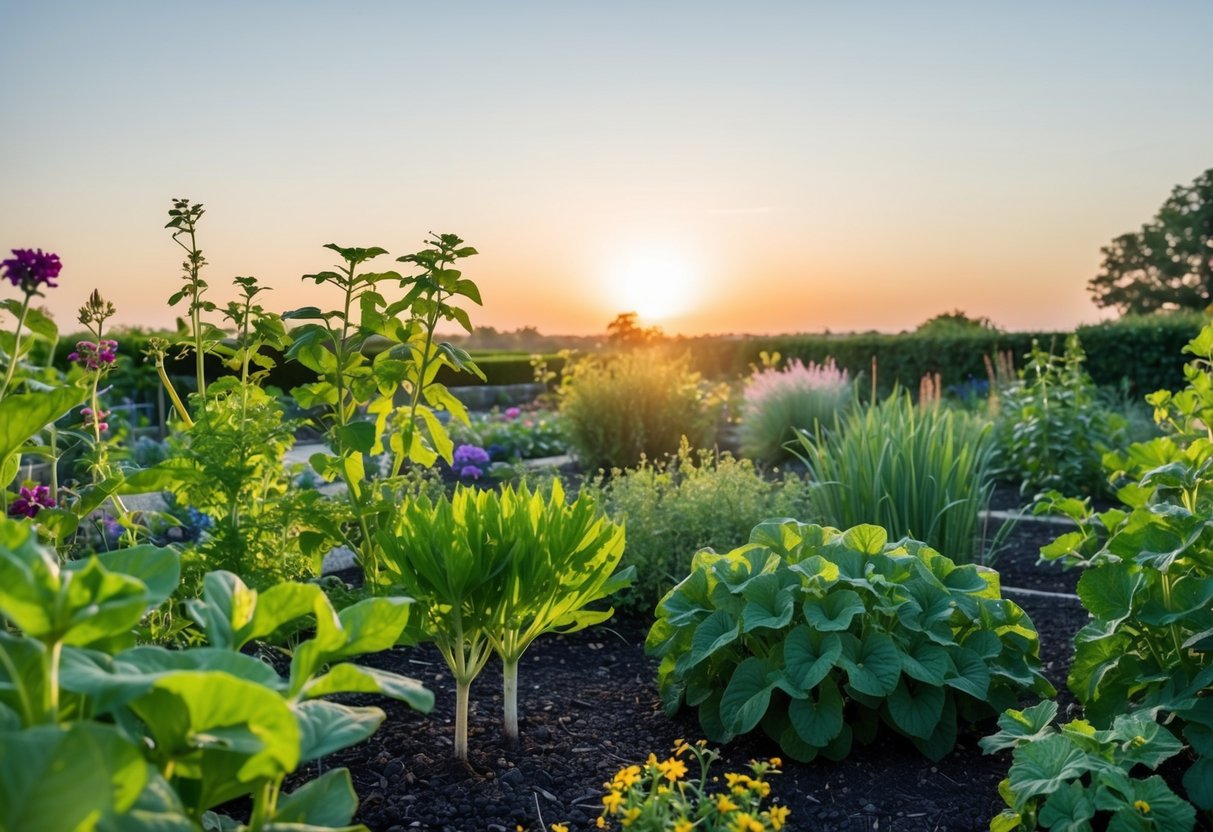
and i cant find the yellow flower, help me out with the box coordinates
[731,814,763,832]
[674,821,694,832]
[715,794,739,813]
[768,806,791,830]
[1134,799,1151,814]
[659,757,688,781]
[769,757,782,768]
[612,765,642,789]
[752,780,771,798]
[597,818,607,829]
[647,753,660,768]
[603,790,624,814]
[621,807,642,827]
[552,825,569,832]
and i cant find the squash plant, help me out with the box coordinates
[1033,322,1213,812]
[377,480,631,757]
[646,519,1054,762]
[980,701,1195,832]
[0,519,432,831]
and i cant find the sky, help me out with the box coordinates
[2,1,1211,336]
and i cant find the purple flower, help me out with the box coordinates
[8,484,55,518]
[82,406,110,433]
[504,406,522,420]
[453,443,491,468]
[69,339,118,371]
[2,249,62,293]
[459,465,483,480]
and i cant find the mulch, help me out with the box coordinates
[295,516,1129,832]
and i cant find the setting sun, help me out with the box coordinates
[605,247,700,322]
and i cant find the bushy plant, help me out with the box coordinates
[559,349,721,470]
[582,441,813,612]
[739,356,851,463]
[0,519,430,831]
[981,701,1196,832]
[593,741,790,831]
[795,391,997,563]
[376,480,631,756]
[1035,322,1213,811]
[646,519,1053,762]
[994,336,1127,497]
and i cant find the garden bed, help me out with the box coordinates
[306,520,1097,832]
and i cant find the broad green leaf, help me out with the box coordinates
[337,421,375,455]
[944,646,991,700]
[1007,734,1091,802]
[803,588,864,632]
[901,640,949,685]
[301,664,432,712]
[788,676,844,747]
[1038,780,1096,831]
[274,768,360,827]
[86,546,180,607]
[887,677,946,740]
[720,657,775,735]
[783,626,841,691]
[838,632,901,697]
[0,387,87,467]
[293,701,385,762]
[689,609,739,666]
[842,524,888,554]
[1076,564,1142,627]
[740,572,795,632]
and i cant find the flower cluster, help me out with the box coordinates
[452,443,491,480]
[2,248,62,293]
[81,406,110,433]
[8,484,55,518]
[594,741,789,831]
[504,406,522,420]
[68,339,118,371]
[743,357,850,408]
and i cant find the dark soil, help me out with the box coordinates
[987,518,1081,596]
[301,520,1105,832]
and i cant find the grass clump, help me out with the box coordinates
[739,356,852,462]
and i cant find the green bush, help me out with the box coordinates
[646,519,1054,762]
[739,358,853,463]
[795,392,997,563]
[559,349,721,470]
[993,335,1127,498]
[582,442,814,612]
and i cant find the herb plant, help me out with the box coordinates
[646,519,1054,762]
[739,355,852,463]
[795,390,998,564]
[377,480,631,755]
[980,701,1196,832]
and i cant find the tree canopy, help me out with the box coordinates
[1089,168,1213,315]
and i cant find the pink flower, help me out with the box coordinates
[8,484,55,518]
[504,406,522,420]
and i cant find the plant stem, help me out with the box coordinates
[502,657,520,743]
[455,679,470,760]
[0,291,32,400]
[154,356,194,427]
[45,639,61,724]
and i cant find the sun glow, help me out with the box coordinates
[605,247,700,322]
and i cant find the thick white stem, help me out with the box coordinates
[503,659,519,743]
[455,681,470,760]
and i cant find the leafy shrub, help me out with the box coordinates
[448,404,567,461]
[0,519,430,831]
[377,480,631,756]
[795,392,997,563]
[739,357,851,463]
[980,701,1196,831]
[559,349,720,470]
[993,336,1127,497]
[646,519,1053,763]
[594,741,789,831]
[582,442,813,612]
[1036,322,1213,811]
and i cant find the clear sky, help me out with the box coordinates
[2,1,1211,336]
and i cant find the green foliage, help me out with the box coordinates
[795,392,997,563]
[981,701,1196,832]
[739,357,853,463]
[1036,321,1213,811]
[994,335,1127,497]
[0,519,429,831]
[377,480,631,755]
[1088,168,1213,314]
[916,309,1000,335]
[646,519,1053,763]
[448,405,567,460]
[559,349,721,470]
[581,442,814,612]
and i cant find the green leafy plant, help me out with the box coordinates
[646,519,1054,762]
[448,404,567,461]
[377,480,631,756]
[739,355,852,463]
[994,336,1127,497]
[581,440,813,612]
[559,348,721,470]
[285,235,484,584]
[593,741,790,831]
[795,390,998,564]
[0,518,432,831]
[981,701,1196,832]
[1034,322,1213,812]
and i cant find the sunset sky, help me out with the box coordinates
[2,1,1211,336]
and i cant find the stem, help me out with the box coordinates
[49,427,59,504]
[392,303,442,478]
[0,291,33,400]
[154,356,194,428]
[45,640,61,724]
[455,679,470,760]
[503,657,519,743]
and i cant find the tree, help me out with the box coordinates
[915,309,999,335]
[606,311,663,347]
[1089,168,1213,315]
